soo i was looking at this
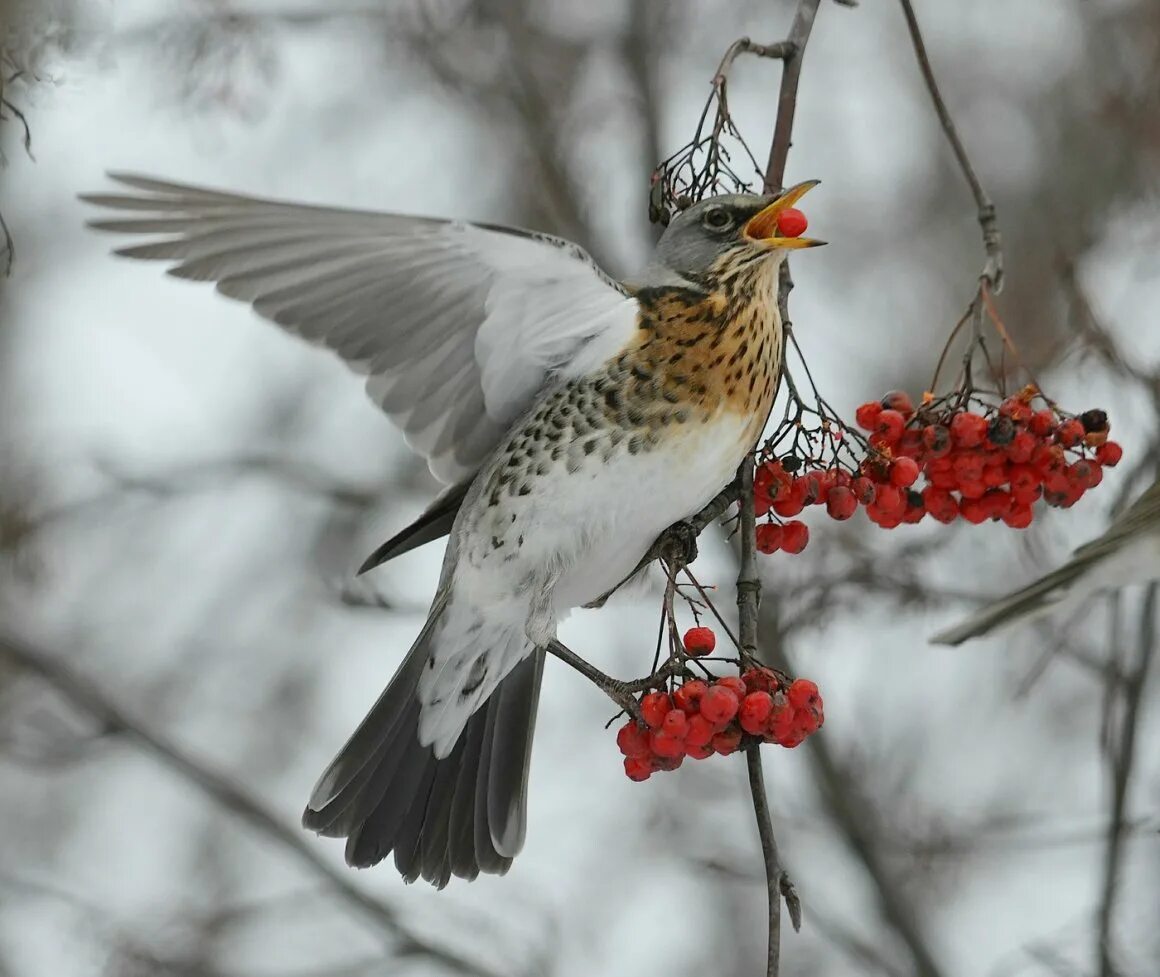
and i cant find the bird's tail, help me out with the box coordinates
[930,560,1087,646]
[302,597,544,886]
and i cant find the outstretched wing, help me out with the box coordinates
[82,174,637,484]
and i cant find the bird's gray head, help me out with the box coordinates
[650,181,824,286]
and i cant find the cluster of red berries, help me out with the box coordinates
[851,389,1120,529]
[616,631,824,781]
[753,389,1121,551]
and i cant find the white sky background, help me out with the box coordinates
[2,1,1159,975]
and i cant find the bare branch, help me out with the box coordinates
[897,0,1003,290]
[0,630,507,977]
[763,0,823,192]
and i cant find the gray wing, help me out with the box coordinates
[82,173,638,485]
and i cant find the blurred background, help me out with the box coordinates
[1,1,1158,975]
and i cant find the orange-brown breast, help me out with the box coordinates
[604,258,784,447]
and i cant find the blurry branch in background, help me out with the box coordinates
[0,631,513,977]
[0,46,33,276]
[1095,584,1156,977]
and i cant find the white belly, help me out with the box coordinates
[456,410,752,617]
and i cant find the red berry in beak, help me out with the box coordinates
[775,207,808,238]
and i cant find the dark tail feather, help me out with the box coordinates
[929,561,1084,646]
[357,480,471,574]
[302,606,544,887]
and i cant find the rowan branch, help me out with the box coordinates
[740,3,825,974]
[897,0,1003,291]
[0,630,506,977]
[763,0,823,193]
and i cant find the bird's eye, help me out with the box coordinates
[702,208,733,231]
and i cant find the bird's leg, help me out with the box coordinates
[582,517,702,610]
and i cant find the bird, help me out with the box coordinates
[81,173,824,885]
[931,478,1160,646]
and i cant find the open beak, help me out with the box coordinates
[743,180,826,249]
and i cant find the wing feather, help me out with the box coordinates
[82,173,638,484]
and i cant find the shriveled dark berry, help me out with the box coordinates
[987,416,1016,446]
[1080,409,1108,434]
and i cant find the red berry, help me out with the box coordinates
[851,476,876,505]
[958,479,986,500]
[865,503,901,529]
[684,714,717,748]
[716,676,749,700]
[960,498,987,524]
[700,686,740,725]
[1012,484,1042,506]
[683,627,716,657]
[755,523,783,554]
[741,667,779,694]
[826,486,858,520]
[623,756,653,781]
[1056,418,1085,447]
[1009,464,1041,493]
[685,743,714,760]
[640,692,672,729]
[980,489,1013,519]
[950,412,989,448]
[616,721,651,758]
[855,401,883,430]
[787,678,820,709]
[771,480,807,517]
[921,485,959,524]
[881,390,915,415]
[662,709,689,739]
[1002,504,1033,529]
[776,207,808,237]
[898,429,925,458]
[1096,441,1123,467]
[1005,430,1037,464]
[874,409,906,442]
[672,679,709,714]
[1070,460,1103,489]
[780,520,810,554]
[874,483,905,516]
[952,451,985,483]
[711,728,742,755]
[1028,409,1057,437]
[739,692,774,735]
[999,397,1034,424]
[922,424,952,457]
[649,729,686,758]
[890,456,920,488]
[652,754,683,772]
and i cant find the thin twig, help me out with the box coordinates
[0,630,505,977]
[897,0,1003,291]
[1095,584,1157,977]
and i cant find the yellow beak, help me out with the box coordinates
[743,180,826,249]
